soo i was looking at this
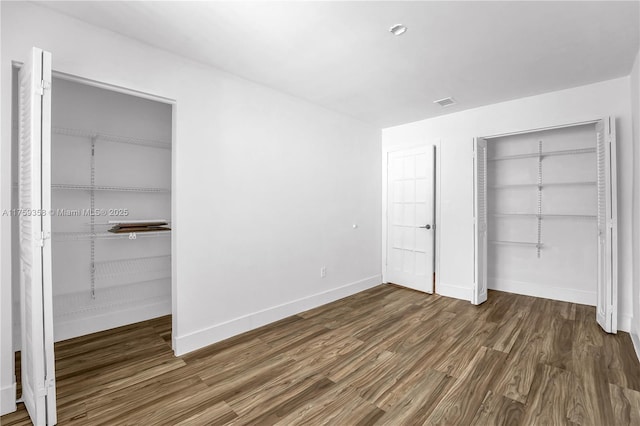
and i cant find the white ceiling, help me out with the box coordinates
[38,1,640,128]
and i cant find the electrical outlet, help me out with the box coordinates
[320,266,326,278]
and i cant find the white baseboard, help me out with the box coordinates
[173,275,382,356]
[619,314,633,333]
[488,277,596,306]
[436,282,471,302]
[631,331,640,364]
[0,382,17,416]
[53,297,171,342]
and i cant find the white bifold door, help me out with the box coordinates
[18,47,57,425]
[386,146,436,293]
[472,118,618,333]
[472,138,488,305]
[595,118,618,333]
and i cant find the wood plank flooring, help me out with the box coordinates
[2,285,639,425]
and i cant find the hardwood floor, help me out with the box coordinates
[2,285,640,425]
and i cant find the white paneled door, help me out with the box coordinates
[386,146,435,293]
[18,47,57,425]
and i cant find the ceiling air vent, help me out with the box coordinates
[434,97,456,107]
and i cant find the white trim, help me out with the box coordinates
[381,148,388,282]
[607,116,618,333]
[434,141,442,296]
[53,71,177,104]
[173,275,381,356]
[12,62,176,106]
[437,282,472,301]
[171,103,177,354]
[12,64,176,105]
[489,277,595,306]
[481,119,600,140]
[618,313,632,334]
[53,298,171,342]
[0,382,17,416]
[630,331,640,363]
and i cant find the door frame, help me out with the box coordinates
[48,70,179,350]
[382,141,440,292]
[7,63,179,416]
[471,118,617,331]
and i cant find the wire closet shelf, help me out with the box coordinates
[52,126,171,150]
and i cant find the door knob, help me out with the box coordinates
[419,224,431,230]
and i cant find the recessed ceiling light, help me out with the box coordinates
[434,97,456,107]
[389,24,407,36]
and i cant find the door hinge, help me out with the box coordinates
[38,376,55,397]
[38,231,51,247]
[45,376,55,394]
[36,80,51,96]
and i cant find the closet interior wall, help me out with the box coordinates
[486,123,598,305]
[12,76,173,344]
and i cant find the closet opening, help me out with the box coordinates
[473,119,618,332]
[11,67,175,370]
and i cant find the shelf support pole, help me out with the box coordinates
[90,136,96,298]
[537,140,543,258]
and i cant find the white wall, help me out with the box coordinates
[0,2,381,414]
[631,49,640,355]
[383,77,634,330]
